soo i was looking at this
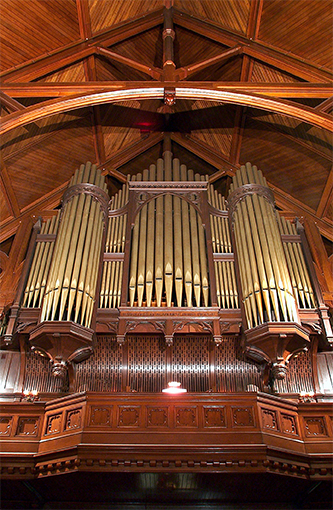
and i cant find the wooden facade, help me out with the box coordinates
[0,1,332,508]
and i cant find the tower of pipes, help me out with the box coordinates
[29,162,109,377]
[228,162,311,380]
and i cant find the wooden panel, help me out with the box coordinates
[6,123,95,210]
[240,116,331,211]
[259,0,333,69]
[111,27,163,70]
[89,0,162,33]
[175,0,251,35]
[0,0,80,72]
[251,61,301,83]
[40,61,86,83]
[316,352,333,394]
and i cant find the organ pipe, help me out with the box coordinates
[229,162,299,328]
[41,162,108,328]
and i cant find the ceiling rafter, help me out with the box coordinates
[0,157,20,218]
[176,45,242,81]
[316,167,333,218]
[173,8,333,83]
[0,8,164,83]
[229,0,264,165]
[171,132,333,241]
[2,82,331,99]
[1,87,332,137]
[97,46,162,80]
[76,0,106,166]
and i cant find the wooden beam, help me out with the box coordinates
[0,91,25,113]
[176,46,242,81]
[246,0,264,40]
[0,156,21,218]
[0,9,164,83]
[2,82,332,99]
[99,132,164,180]
[1,87,332,136]
[173,9,333,83]
[97,46,162,80]
[316,167,333,218]
[317,97,333,114]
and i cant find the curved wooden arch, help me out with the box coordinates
[0,87,332,137]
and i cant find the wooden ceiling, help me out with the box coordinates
[0,0,332,244]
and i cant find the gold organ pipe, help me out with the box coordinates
[208,183,217,252]
[37,214,59,308]
[240,165,275,322]
[117,261,123,307]
[129,174,141,306]
[100,262,107,308]
[155,161,164,307]
[181,164,193,307]
[137,169,149,306]
[65,164,95,321]
[254,165,297,321]
[173,159,183,307]
[195,173,209,307]
[234,170,262,325]
[146,164,156,306]
[164,151,174,307]
[188,169,201,307]
[41,165,81,322]
[214,261,221,307]
[23,219,48,307]
[277,215,305,308]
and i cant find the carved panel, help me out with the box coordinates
[303,417,327,436]
[147,407,168,427]
[281,413,298,435]
[0,416,12,435]
[261,408,278,430]
[232,407,255,427]
[65,408,82,430]
[16,417,39,436]
[175,407,198,428]
[89,406,112,427]
[118,406,140,427]
[46,414,63,435]
[203,407,226,428]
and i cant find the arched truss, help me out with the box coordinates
[0,87,332,136]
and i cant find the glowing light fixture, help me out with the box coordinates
[162,381,187,394]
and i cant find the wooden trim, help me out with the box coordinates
[2,82,332,99]
[1,87,331,136]
[173,9,333,83]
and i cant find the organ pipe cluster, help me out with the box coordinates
[229,163,299,329]
[128,154,209,308]
[40,162,108,328]
[208,183,238,309]
[100,180,128,308]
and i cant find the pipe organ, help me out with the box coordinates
[1,157,330,392]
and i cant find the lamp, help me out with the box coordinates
[162,381,187,394]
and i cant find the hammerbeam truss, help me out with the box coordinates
[0,4,332,243]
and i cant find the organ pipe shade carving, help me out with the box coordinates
[229,162,299,329]
[128,158,210,308]
[41,162,108,327]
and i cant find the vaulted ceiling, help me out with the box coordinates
[0,0,332,248]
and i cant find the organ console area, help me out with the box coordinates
[0,154,332,486]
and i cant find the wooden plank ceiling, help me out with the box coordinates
[0,0,332,244]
